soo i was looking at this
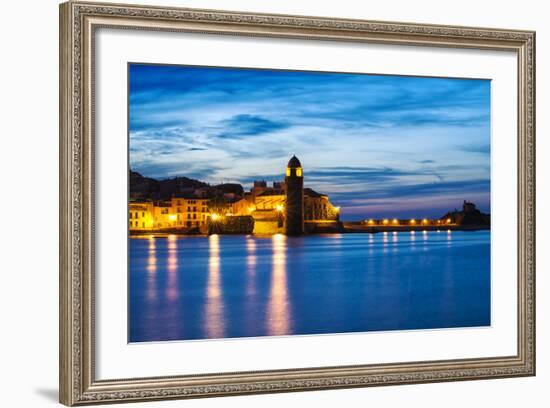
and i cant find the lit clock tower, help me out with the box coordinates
[284,155,304,235]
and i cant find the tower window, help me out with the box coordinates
[286,168,291,177]
[296,168,302,177]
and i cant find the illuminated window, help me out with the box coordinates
[296,168,302,177]
[286,168,291,176]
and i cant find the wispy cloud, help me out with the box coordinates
[217,114,290,139]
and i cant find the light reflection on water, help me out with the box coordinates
[246,236,257,297]
[410,231,416,252]
[392,231,398,253]
[146,236,157,302]
[205,234,225,339]
[129,230,491,342]
[166,235,178,301]
[266,234,290,336]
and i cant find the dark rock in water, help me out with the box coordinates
[440,200,490,226]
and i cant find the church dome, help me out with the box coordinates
[287,155,302,168]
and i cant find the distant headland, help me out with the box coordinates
[129,156,490,236]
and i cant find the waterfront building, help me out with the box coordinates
[250,180,268,197]
[152,202,173,229]
[128,202,155,230]
[129,198,209,231]
[170,197,209,228]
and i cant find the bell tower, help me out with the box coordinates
[284,155,304,235]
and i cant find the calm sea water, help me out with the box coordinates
[129,231,490,342]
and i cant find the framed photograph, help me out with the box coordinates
[59,1,536,405]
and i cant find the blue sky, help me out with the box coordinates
[129,63,491,220]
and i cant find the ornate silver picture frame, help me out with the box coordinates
[59,1,535,405]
